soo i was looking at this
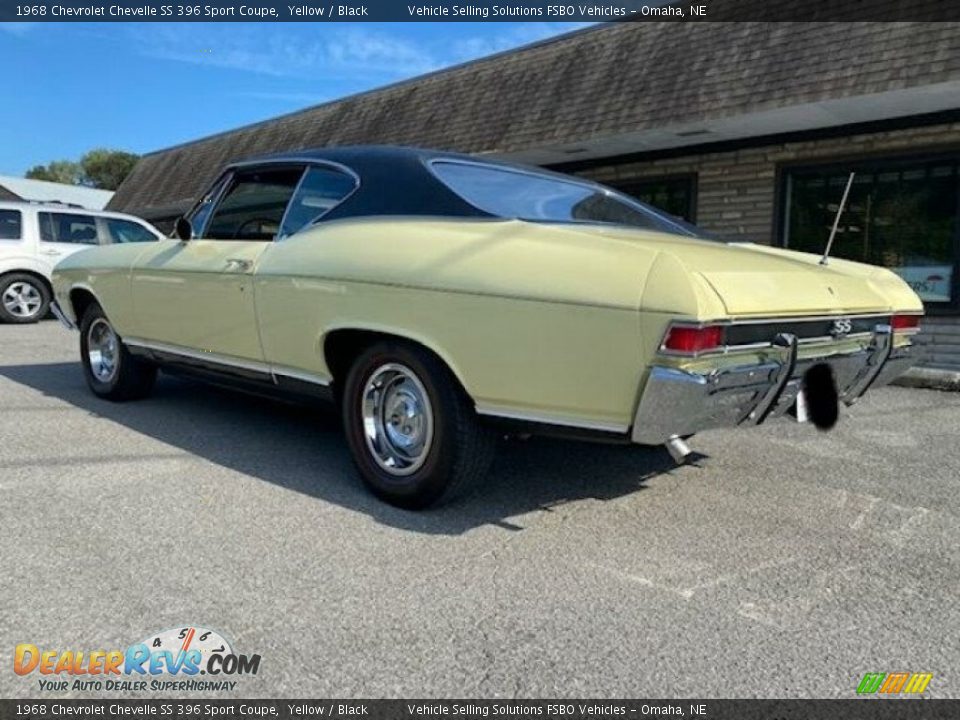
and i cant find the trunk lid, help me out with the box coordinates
[551,224,894,316]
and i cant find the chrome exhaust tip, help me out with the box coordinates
[665,435,693,464]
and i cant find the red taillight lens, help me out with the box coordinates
[891,314,922,332]
[662,324,724,354]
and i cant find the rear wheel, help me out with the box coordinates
[79,303,157,401]
[0,273,50,324]
[342,341,496,509]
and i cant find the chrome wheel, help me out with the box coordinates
[361,363,434,476]
[2,281,43,319]
[87,318,120,383]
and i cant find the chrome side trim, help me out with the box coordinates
[475,404,628,434]
[50,300,76,331]
[123,338,273,375]
[122,338,331,387]
[271,365,332,387]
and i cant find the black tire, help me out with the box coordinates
[79,303,157,401]
[342,341,496,509]
[0,273,50,324]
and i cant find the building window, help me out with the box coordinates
[611,175,697,223]
[781,156,959,308]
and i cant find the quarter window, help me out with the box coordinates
[279,166,356,238]
[204,167,304,241]
[431,160,705,238]
[0,210,21,240]
[39,212,99,245]
[105,218,158,244]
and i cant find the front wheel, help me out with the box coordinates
[342,341,496,509]
[79,303,157,401]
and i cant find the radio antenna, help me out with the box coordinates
[820,172,855,266]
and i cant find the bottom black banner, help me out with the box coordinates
[1,699,957,720]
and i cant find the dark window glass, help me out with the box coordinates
[784,159,957,304]
[280,166,356,238]
[612,176,696,222]
[431,161,707,238]
[0,210,21,240]
[106,218,158,244]
[187,174,230,237]
[38,212,99,245]
[204,167,303,241]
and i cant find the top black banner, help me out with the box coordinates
[1,0,960,22]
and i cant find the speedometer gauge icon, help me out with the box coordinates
[136,626,233,671]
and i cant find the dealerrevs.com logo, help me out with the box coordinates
[14,625,261,693]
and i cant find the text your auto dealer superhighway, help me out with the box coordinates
[47,4,277,16]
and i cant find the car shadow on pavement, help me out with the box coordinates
[0,362,696,535]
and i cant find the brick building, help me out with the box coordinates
[108,21,960,371]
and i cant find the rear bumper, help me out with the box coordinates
[632,324,915,445]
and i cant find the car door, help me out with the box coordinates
[36,210,102,274]
[129,164,307,363]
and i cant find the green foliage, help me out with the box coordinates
[25,160,83,185]
[80,148,140,191]
[24,149,139,191]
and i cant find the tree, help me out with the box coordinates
[24,149,139,191]
[80,149,140,191]
[26,160,83,185]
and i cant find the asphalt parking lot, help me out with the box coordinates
[1,320,959,699]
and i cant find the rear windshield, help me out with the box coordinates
[430,160,709,238]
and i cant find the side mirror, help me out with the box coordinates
[174,216,193,241]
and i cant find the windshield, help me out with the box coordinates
[430,160,712,239]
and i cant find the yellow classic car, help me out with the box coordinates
[50,146,923,508]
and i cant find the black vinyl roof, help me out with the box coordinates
[221,145,585,222]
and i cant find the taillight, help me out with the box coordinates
[662,324,725,354]
[891,314,922,333]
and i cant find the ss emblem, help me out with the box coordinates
[831,318,852,337]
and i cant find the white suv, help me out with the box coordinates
[0,201,163,324]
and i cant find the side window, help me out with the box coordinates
[204,166,304,241]
[279,165,357,238]
[0,210,22,240]
[105,218,158,244]
[187,174,231,237]
[38,212,99,245]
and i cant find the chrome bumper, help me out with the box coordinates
[50,300,76,331]
[631,324,914,445]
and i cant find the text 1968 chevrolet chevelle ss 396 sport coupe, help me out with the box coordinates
[51,146,923,508]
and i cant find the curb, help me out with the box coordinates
[891,366,960,392]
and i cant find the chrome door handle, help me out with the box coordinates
[41,250,62,256]
[224,258,252,272]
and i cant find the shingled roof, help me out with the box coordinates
[109,19,960,219]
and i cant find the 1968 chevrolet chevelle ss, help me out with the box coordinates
[51,146,923,508]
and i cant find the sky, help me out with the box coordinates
[0,22,588,176]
